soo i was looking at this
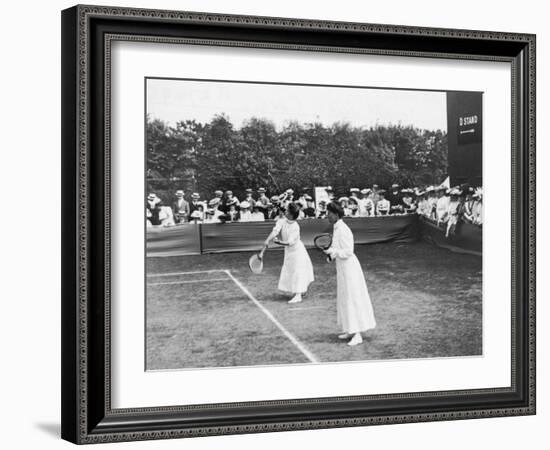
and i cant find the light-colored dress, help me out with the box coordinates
[327,219,376,334]
[272,218,314,293]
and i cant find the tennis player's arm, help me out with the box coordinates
[264,221,283,246]
[327,230,354,259]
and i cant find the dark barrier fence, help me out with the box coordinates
[419,216,482,256]
[147,215,419,257]
[146,222,201,257]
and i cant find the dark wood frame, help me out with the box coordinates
[61,4,536,444]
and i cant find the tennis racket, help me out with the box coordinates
[248,245,268,274]
[313,233,333,262]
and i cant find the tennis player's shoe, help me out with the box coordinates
[288,294,302,304]
[347,333,363,346]
[338,333,350,340]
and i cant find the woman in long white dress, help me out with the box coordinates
[324,202,376,346]
[264,203,314,304]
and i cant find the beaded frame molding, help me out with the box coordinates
[61,4,536,444]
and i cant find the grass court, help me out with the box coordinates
[146,242,482,371]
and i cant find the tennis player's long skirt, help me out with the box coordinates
[278,241,314,293]
[336,254,376,334]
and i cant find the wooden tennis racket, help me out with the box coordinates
[313,233,333,262]
[248,245,268,274]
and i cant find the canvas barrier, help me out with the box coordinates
[419,216,482,256]
[147,215,419,257]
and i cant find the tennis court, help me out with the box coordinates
[146,242,482,370]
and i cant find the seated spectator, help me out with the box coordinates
[303,195,316,218]
[146,193,161,225]
[295,202,306,220]
[158,203,175,227]
[226,198,240,222]
[358,188,374,217]
[239,201,253,222]
[189,192,203,220]
[338,197,352,217]
[348,196,359,216]
[251,205,266,222]
[388,184,404,214]
[317,200,327,219]
[189,209,203,224]
[204,198,224,223]
[376,190,390,215]
[401,188,416,214]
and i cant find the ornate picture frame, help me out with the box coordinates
[61,5,535,444]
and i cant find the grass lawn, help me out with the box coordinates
[146,242,482,370]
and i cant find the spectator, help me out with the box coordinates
[376,190,390,215]
[268,196,281,220]
[244,188,256,208]
[401,188,416,214]
[317,200,328,219]
[204,198,224,223]
[461,187,476,223]
[445,188,462,237]
[226,198,240,222]
[338,197,352,217]
[471,188,483,225]
[387,184,404,214]
[239,201,253,222]
[189,193,203,220]
[426,186,438,220]
[222,190,239,213]
[256,187,270,218]
[371,184,381,215]
[348,196,359,217]
[172,190,190,224]
[349,188,360,215]
[251,204,266,222]
[158,202,175,227]
[304,195,316,218]
[146,193,161,226]
[435,186,449,224]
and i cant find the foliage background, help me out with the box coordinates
[147,114,448,202]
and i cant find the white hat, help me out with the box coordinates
[190,211,202,219]
[147,193,157,201]
[175,190,184,197]
[209,198,221,207]
[360,188,371,195]
[240,201,251,209]
[350,188,360,193]
[191,192,200,199]
[338,196,349,203]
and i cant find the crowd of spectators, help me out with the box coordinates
[146,183,483,235]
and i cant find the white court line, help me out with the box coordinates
[147,269,226,278]
[224,270,319,364]
[288,306,327,311]
[148,278,227,286]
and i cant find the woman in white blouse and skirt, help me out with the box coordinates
[264,203,314,304]
[325,202,376,346]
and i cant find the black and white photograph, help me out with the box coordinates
[145,78,483,371]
